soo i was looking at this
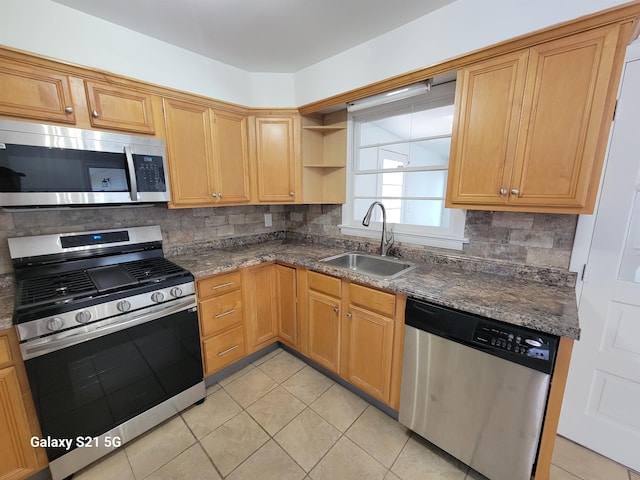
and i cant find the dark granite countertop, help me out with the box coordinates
[0,238,580,339]
[169,240,580,339]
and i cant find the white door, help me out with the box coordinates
[559,44,640,471]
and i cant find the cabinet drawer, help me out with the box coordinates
[199,290,243,337]
[349,283,396,317]
[308,271,341,297]
[197,271,241,299]
[203,324,246,374]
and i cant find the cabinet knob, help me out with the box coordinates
[510,189,520,196]
[64,106,74,114]
[499,188,507,195]
[289,191,295,196]
[92,110,99,118]
[346,312,353,318]
[333,306,339,313]
[218,192,223,198]
[211,192,218,197]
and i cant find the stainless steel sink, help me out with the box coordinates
[320,252,416,280]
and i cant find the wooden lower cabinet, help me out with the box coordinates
[0,329,47,480]
[243,263,279,352]
[306,290,342,373]
[342,305,394,403]
[197,270,247,376]
[276,264,298,348]
[196,265,405,409]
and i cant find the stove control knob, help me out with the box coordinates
[75,310,92,324]
[117,300,132,312]
[170,287,183,298]
[46,317,63,332]
[151,292,165,303]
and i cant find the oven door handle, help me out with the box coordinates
[21,297,196,360]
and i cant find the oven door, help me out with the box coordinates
[22,298,202,464]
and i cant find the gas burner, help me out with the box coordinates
[16,271,98,310]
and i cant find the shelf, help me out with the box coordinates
[303,164,345,168]
[302,125,346,132]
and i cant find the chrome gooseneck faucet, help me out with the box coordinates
[362,201,394,256]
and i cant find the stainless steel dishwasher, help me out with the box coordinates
[399,298,558,480]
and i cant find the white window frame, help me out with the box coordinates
[340,82,468,251]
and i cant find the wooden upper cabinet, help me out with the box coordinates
[164,98,215,207]
[0,60,76,124]
[447,24,624,214]
[210,110,251,204]
[164,98,250,208]
[447,50,529,206]
[251,114,300,203]
[85,80,155,134]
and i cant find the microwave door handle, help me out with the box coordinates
[124,145,138,201]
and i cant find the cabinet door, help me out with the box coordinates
[244,264,278,350]
[510,25,620,209]
[446,50,529,206]
[211,110,251,204]
[343,305,394,403]
[85,80,155,134]
[0,60,76,124]
[307,290,341,373]
[276,265,298,348]
[252,116,298,203]
[164,98,216,206]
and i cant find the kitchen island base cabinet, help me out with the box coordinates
[0,330,48,480]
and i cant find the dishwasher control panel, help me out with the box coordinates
[473,322,552,361]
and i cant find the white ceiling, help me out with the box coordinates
[52,0,455,73]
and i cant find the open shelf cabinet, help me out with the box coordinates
[302,110,347,204]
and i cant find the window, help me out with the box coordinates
[341,81,467,250]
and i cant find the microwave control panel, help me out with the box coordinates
[133,155,166,192]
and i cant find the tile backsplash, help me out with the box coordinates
[0,204,577,275]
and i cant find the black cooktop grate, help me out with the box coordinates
[121,257,187,284]
[17,271,98,309]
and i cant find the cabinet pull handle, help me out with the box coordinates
[499,188,507,195]
[64,106,74,114]
[346,312,353,318]
[510,188,520,196]
[218,344,239,356]
[92,110,99,118]
[214,309,236,319]
[212,282,234,290]
[333,306,339,313]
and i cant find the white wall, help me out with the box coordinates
[0,0,295,106]
[294,0,633,106]
[0,0,634,108]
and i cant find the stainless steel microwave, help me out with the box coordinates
[0,119,170,207]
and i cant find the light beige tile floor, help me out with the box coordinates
[73,347,640,480]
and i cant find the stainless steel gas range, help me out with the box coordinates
[8,225,205,480]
